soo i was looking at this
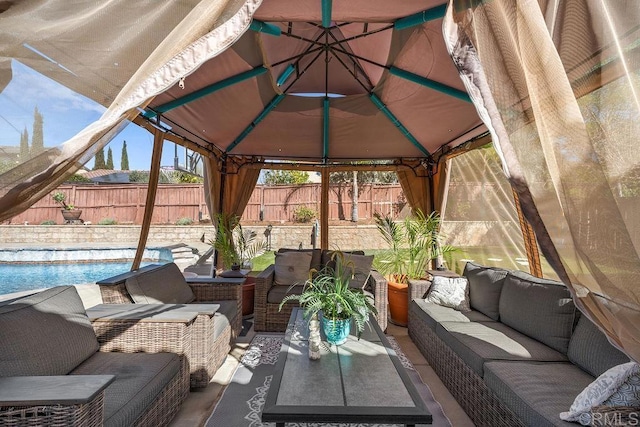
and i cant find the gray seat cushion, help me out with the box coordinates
[0,286,99,376]
[568,315,630,377]
[484,361,595,427]
[71,351,181,427]
[464,262,508,321]
[499,271,577,354]
[435,321,568,375]
[267,284,304,304]
[209,300,237,340]
[411,299,494,330]
[125,263,195,304]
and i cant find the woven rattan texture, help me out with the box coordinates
[133,356,189,427]
[0,393,104,427]
[408,303,525,427]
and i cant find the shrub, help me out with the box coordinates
[293,205,316,223]
[40,220,56,225]
[65,174,92,183]
[176,217,194,226]
[98,218,118,225]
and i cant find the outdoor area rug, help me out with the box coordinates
[206,334,451,427]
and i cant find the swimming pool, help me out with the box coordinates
[0,247,174,296]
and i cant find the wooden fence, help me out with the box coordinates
[7,183,405,225]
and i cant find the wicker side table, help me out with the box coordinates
[87,303,218,389]
[0,375,114,427]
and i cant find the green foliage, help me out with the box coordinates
[31,106,44,156]
[0,159,15,174]
[98,218,118,225]
[93,147,106,170]
[176,171,203,183]
[176,217,194,226]
[329,169,398,184]
[279,251,376,338]
[40,220,56,225]
[65,174,92,183]
[106,147,114,169]
[52,191,73,210]
[20,128,29,162]
[263,170,309,185]
[373,210,457,281]
[293,205,316,223]
[210,213,267,269]
[120,140,129,170]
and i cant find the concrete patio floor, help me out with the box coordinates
[168,322,475,427]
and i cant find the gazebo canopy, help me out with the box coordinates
[145,0,486,163]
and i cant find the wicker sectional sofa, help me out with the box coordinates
[408,262,631,427]
[0,285,188,427]
[254,248,388,332]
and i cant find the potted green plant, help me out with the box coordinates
[52,191,82,222]
[210,213,267,317]
[373,209,456,325]
[279,251,377,345]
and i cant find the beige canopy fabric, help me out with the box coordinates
[146,0,486,163]
[0,0,261,222]
[445,0,640,361]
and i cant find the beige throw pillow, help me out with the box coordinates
[274,251,313,286]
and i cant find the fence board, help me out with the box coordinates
[7,183,404,225]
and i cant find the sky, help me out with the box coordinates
[0,60,185,171]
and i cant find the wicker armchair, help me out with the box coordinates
[254,249,388,333]
[96,263,244,388]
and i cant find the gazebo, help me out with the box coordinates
[0,0,639,377]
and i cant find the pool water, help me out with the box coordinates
[0,261,168,295]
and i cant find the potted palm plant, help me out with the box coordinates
[52,191,82,222]
[373,209,456,325]
[211,213,267,317]
[279,251,377,345]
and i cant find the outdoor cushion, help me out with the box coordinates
[410,299,494,331]
[561,362,640,425]
[273,250,313,286]
[342,253,374,289]
[71,351,181,427]
[267,284,304,304]
[321,250,365,271]
[125,262,195,304]
[464,262,508,320]
[568,315,630,378]
[426,276,471,311]
[499,271,577,354]
[210,300,237,340]
[0,286,99,376]
[435,321,568,376]
[278,248,322,272]
[484,360,594,427]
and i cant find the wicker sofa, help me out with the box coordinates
[254,248,388,332]
[0,285,188,427]
[96,262,243,388]
[408,262,632,427]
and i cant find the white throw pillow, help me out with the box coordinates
[425,276,471,312]
[560,362,640,425]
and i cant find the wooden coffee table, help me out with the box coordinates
[262,308,432,426]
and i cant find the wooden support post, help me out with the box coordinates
[321,168,330,249]
[511,187,543,277]
[132,128,164,271]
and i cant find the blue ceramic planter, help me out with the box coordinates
[322,317,351,345]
